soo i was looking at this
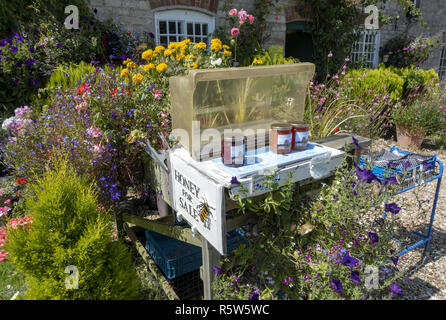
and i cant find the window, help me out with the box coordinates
[413,0,421,9]
[351,29,381,68]
[439,46,446,80]
[154,9,215,47]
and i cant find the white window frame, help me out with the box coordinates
[351,29,381,68]
[154,9,215,47]
[439,46,446,80]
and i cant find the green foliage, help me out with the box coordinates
[0,260,26,300]
[254,46,300,65]
[381,34,442,69]
[213,154,406,300]
[5,155,140,299]
[392,95,444,135]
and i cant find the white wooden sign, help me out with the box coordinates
[170,149,226,255]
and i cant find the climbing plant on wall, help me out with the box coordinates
[292,0,424,81]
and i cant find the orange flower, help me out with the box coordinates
[14,177,28,185]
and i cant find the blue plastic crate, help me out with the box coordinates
[145,227,246,279]
[359,146,437,181]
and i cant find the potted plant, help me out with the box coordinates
[391,96,442,149]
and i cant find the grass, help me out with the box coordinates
[0,260,26,300]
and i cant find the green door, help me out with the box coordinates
[285,21,314,63]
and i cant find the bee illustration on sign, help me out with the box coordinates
[197,195,215,224]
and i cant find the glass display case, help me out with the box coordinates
[170,63,315,161]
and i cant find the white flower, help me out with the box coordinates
[2,117,14,131]
[211,58,222,66]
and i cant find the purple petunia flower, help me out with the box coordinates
[24,58,35,66]
[385,202,401,215]
[402,161,411,170]
[422,162,434,171]
[356,166,381,184]
[390,283,403,296]
[249,289,259,300]
[349,271,360,284]
[329,278,342,293]
[352,136,362,150]
[384,176,398,186]
[212,266,224,276]
[230,176,240,185]
[341,253,359,268]
[391,256,399,266]
[368,232,379,245]
[149,32,155,39]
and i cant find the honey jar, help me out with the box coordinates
[291,122,309,151]
[221,133,246,167]
[269,123,292,154]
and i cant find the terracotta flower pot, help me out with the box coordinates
[396,124,425,149]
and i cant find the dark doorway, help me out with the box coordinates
[285,21,314,63]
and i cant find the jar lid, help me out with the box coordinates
[223,133,245,142]
[290,121,309,128]
[271,123,292,130]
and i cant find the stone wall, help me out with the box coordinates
[379,0,446,73]
[89,0,287,48]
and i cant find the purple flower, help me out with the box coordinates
[94,8,98,14]
[422,162,434,171]
[28,47,35,54]
[24,59,35,66]
[230,176,240,185]
[212,266,224,276]
[390,283,403,296]
[352,136,362,149]
[355,166,381,184]
[329,278,342,293]
[120,55,126,60]
[368,232,379,245]
[332,196,339,202]
[349,271,360,284]
[385,202,401,215]
[57,43,63,49]
[402,161,411,170]
[387,161,397,168]
[10,46,18,53]
[249,289,259,300]
[149,32,155,39]
[384,176,398,186]
[341,253,359,268]
[391,256,399,266]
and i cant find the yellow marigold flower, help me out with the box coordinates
[121,68,129,77]
[211,38,222,45]
[164,49,173,57]
[210,38,222,52]
[142,49,154,61]
[253,58,263,65]
[155,45,165,53]
[193,42,207,50]
[223,44,230,50]
[187,62,198,70]
[132,73,144,83]
[127,61,137,69]
[168,42,178,50]
[182,39,191,45]
[144,63,155,70]
[156,63,168,73]
[185,54,194,60]
[224,50,232,57]
[176,53,185,61]
[123,58,132,66]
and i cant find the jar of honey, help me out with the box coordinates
[291,122,309,151]
[221,133,246,167]
[269,123,292,154]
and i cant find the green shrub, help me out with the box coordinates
[5,155,140,300]
[253,46,300,65]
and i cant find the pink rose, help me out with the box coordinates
[274,16,279,20]
[248,14,255,24]
[4,199,11,206]
[154,90,162,100]
[229,8,237,16]
[238,9,248,24]
[231,28,240,37]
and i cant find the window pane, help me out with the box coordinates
[160,36,168,46]
[202,24,208,35]
[177,22,182,35]
[202,37,207,44]
[169,21,176,34]
[159,21,167,34]
[169,36,177,43]
[187,23,193,35]
[195,23,201,35]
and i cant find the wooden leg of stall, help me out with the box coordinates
[201,239,221,300]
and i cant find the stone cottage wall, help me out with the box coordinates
[89,0,287,48]
[379,0,446,73]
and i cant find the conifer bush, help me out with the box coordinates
[5,155,140,300]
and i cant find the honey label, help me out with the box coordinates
[277,133,292,151]
[294,131,309,147]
